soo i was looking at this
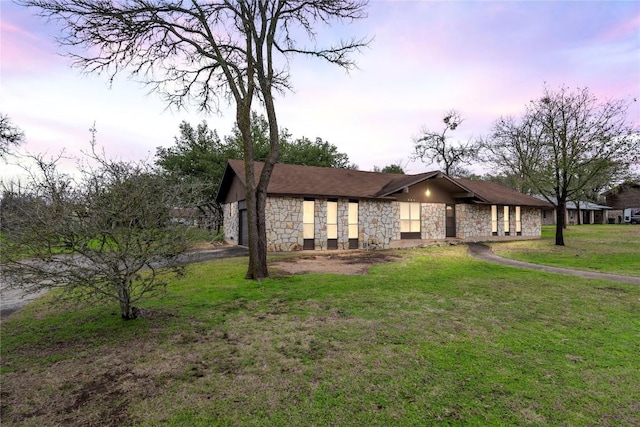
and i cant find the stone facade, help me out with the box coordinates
[223,197,543,251]
[265,197,304,251]
[359,200,399,249]
[520,207,542,237]
[456,204,492,239]
[223,201,239,244]
[260,198,402,251]
[421,203,446,240]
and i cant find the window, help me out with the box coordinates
[348,201,359,249]
[504,206,510,236]
[491,205,498,236]
[515,206,522,235]
[400,202,421,239]
[327,200,338,249]
[303,199,314,249]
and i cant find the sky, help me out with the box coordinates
[1,1,639,181]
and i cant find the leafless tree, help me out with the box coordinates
[484,85,639,245]
[413,110,480,177]
[21,0,370,280]
[0,113,25,160]
[1,139,190,319]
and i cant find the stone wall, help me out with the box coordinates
[264,197,304,251]
[421,203,446,239]
[447,204,541,239]
[223,201,239,245]
[520,207,542,236]
[262,197,402,251]
[359,200,399,249]
[223,197,543,251]
[456,204,492,239]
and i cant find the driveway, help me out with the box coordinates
[467,243,640,284]
[0,245,248,319]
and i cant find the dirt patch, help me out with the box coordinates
[270,251,401,276]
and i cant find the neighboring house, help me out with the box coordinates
[603,182,640,223]
[170,207,204,227]
[216,160,552,251]
[540,199,612,225]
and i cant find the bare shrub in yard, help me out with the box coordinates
[0,140,190,320]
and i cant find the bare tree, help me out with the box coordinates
[21,0,369,280]
[413,110,480,177]
[0,113,25,160]
[485,85,639,245]
[1,137,190,320]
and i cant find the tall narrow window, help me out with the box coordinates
[515,206,522,235]
[348,201,359,249]
[491,205,498,236]
[504,206,510,236]
[303,199,315,250]
[400,202,421,239]
[327,200,338,250]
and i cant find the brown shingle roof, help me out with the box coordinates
[220,160,552,207]
[454,178,551,207]
[226,159,411,199]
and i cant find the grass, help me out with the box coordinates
[490,224,640,276]
[1,231,639,426]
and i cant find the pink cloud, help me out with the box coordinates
[599,14,640,42]
[0,18,65,75]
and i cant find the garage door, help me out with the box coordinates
[239,209,248,246]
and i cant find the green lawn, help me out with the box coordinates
[1,238,639,426]
[491,224,640,276]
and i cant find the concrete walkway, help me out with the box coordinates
[467,243,640,285]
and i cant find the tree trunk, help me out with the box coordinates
[237,104,266,280]
[555,200,565,246]
[250,25,282,281]
[118,284,136,320]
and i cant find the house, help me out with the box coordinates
[216,160,552,251]
[540,199,612,225]
[170,207,204,227]
[603,182,640,223]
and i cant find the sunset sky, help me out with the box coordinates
[1,1,639,179]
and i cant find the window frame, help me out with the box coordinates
[504,206,510,236]
[303,199,315,250]
[491,205,498,236]
[348,200,359,249]
[400,202,421,239]
[327,199,338,250]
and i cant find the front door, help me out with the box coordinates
[446,204,456,238]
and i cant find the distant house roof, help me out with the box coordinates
[602,181,640,209]
[217,160,551,208]
[602,181,640,197]
[535,196,612,210]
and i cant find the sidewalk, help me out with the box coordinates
[467,243,640,285]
